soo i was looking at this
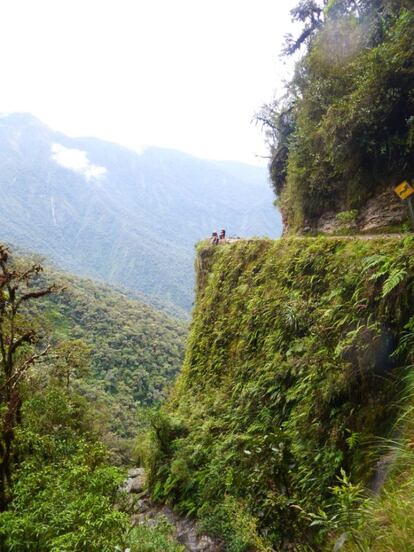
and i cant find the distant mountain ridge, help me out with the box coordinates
[0,113,281,310]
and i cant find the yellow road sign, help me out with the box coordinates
[394,181,414,200]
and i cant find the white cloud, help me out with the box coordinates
[0,0,299,164]
[51,143,107,181]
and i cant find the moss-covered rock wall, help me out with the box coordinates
[144,237,414,550]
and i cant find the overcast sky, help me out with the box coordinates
[0,0,299,164]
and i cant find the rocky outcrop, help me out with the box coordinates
[316,211,343,234]
[358,190,406,232]
[314,189,407,234]
[121,468,146,494]
[122,469,222,552]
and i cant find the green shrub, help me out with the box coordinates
[122,520,184,552]
[199,496,271,552]
[0,385,129,551]
[0,442,128,552]
[335,210,359,233]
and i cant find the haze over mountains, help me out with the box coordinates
[0,113,281,311]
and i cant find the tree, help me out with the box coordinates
[256,100,296,198]
[51,339,92,390]
[284,0,325,55]
[0,245,56,510]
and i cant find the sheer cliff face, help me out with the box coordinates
[308,190,407,235]
[146,237,414,549]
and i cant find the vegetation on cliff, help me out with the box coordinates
[260,0,414,231]
[140,238,414,550]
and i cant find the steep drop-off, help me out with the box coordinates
[0,113,281,311]
[142,237,414,550]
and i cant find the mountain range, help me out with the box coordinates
[0,113,281,311]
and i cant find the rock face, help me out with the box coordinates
[358,190,406,232]
[371,449,398,495]
[316,211,343,234]
[121,468,146,494]
[314,189,408,234]
[131,505,219,551]
[122,469,222,552]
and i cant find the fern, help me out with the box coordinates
[363,254,389,272]
[362,254,407,297]
[382,267,407,297]
[284,305,299,330]
[362,254,394,283]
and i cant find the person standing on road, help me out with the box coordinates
[211,231,219,245]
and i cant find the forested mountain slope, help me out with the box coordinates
[0,113,281,310]
[38,268,187,403]
[261,0,414,234]
[27,265,187,450]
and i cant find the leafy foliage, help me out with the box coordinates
[338,332,414,550]
[0,245,187,551]
[37,268,187,405]
[0,246,57,510]
[124,521,185,552]
[0,369,130,551]
[261,1,414,231]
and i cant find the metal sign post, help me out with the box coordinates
[407,196,414,229]
[394,181,414,230]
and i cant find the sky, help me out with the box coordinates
[0,0,299,165]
